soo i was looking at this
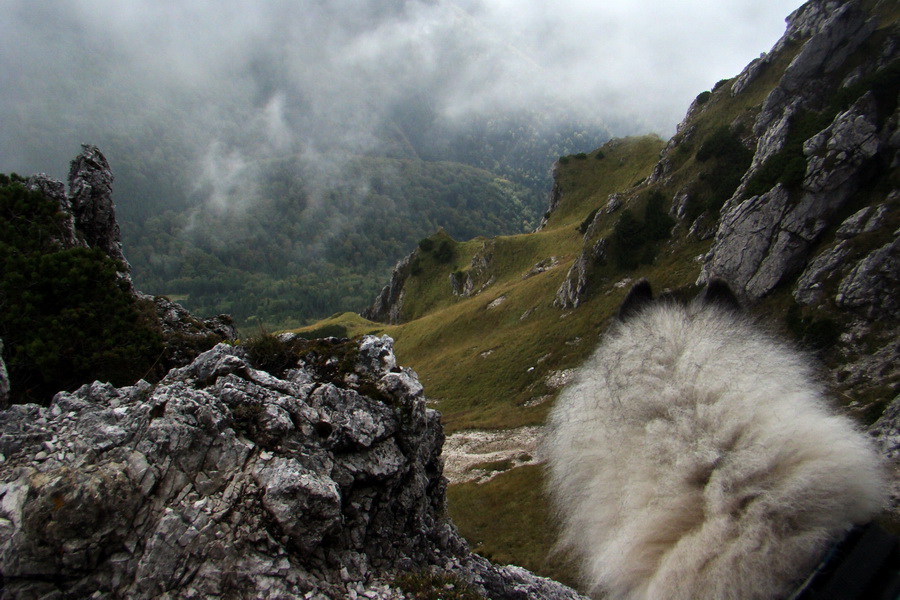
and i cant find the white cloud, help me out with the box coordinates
[0,0,805,178]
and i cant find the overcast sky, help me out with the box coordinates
[0,0,805,182]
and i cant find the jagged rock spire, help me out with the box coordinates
[67,143,129,267]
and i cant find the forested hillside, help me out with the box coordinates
[125,155,543,329]
[109,105,607,330]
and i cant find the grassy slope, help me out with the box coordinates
[290,3,900,589]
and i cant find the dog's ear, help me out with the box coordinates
[618,279,654,320]
[701,278,741,311]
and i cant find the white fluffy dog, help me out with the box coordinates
[544,280,886,600]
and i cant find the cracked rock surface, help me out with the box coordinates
[0,336,586,600]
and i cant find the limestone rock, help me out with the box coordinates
[0,336,586,599]
[535,170,563,231]
[836,233,900,319]
[450,240,496,297]
[703,92,885,299]
[68,144,128,267]
[802,92,881,193]
[363,250,417,324]
[147,294,237,368]
[793,242,852,306]
[555,238,608,309]
[780,1,877,93]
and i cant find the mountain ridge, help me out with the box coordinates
[335,0,900,582]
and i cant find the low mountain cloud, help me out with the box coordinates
[2,0,802,184]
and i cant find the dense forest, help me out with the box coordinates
[124,155,541,329]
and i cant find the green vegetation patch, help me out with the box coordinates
[0,178,165,404]
[688,125,754,219]
[611,191,675,270]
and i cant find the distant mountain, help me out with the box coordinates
[306,0,900,586]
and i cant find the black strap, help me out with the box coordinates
[793,523,900,600]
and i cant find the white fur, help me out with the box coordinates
[544,299,886,600]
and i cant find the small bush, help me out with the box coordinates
[434,240,455,264]
[611,192,675,270]
[1,180,165,404]
[612,209,646,270]
[643,192,675,241]
[418,238,435,252]
[574,152,588,160]
[786,304,841,351]
[696,91,712,105]
[244,327,297,375]
[693,126,753,216]
[578,208,600,235]
[595,150,606,160]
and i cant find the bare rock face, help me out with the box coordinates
[703,92,886,299]
[145,294,238,369]
[535,168,564,231]
[554,239,608,309]
[450,240,496,298]
[363,251,417,324]
[67,144,128,267]
[0,336,586,600]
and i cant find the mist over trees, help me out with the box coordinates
[0,0,804,328]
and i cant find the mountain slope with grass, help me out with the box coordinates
[298,0,900,590]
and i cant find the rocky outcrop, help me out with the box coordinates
[702,93,889,298]
[535,168,563,231]
[25,174,82,249]
[67,144,129,267]
[146,294,238,369]
[0,336,586,600]
[362,250,418,324]
[554,238,608,309]
[869,393,900,515]
[791,196,900,402]
[450,240,496,297]
[12,146,235,394]
[699,0,896,299]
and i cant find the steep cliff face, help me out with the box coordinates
[0,336,586,600]
[699,0,895,297]
[545,0,899,408]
